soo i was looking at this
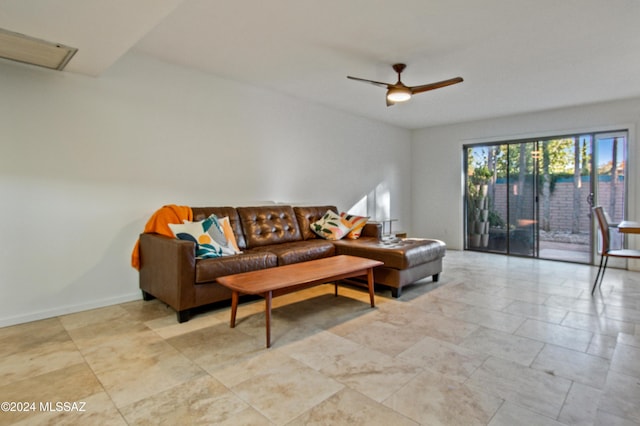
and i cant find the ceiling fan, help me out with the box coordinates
[347,63,463,106]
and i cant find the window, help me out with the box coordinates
[464,130,627,263]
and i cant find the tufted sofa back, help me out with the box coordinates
[237,205,302,248]
[293,205,338,240]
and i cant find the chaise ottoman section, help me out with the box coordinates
[332,237,446,297]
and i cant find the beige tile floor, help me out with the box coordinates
[2,250,640,425]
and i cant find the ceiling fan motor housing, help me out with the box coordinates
[392,63,407,74]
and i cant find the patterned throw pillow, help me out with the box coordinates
[310,210,354,240]
[218,216,241,253]
[168,216,227,259]
[206,215,237,256]
[340,212,369,239]
[207,215,227,245]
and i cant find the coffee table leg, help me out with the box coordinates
[367,268,375,307]
[230,291,239,328]
[265,291,272,348]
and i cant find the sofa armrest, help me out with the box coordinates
[138,233,197,312]
[361,222,382,239]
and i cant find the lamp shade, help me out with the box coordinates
[386,86,412,102]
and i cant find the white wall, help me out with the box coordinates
[411,98,640,252]
[0,52,411,326]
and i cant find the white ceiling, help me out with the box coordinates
[2,0,640,129]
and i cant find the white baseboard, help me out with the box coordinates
[0,292,142,328]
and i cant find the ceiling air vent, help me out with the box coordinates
[0,28,77,71]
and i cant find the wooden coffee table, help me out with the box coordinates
[217,255,383,348]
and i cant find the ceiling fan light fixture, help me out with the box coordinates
[386,87,412,102]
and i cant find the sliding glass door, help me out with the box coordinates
[536,136,592,262]
[465,144,510,254]
[465,142,538,257]
[592,132,627,266]
[508,141,537,256]
[464,130,627,263]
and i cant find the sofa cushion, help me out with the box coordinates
[237,205,302,248]
[192,207,247,250]
[294,206,338,240]
[310,210,353,240]
[195,252,278,283]
[249,240,336,266]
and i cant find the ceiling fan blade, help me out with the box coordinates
[409,77,464,94]
[347,75,391,89]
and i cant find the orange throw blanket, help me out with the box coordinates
[131,205,193,270]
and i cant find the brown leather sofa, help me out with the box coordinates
[139,205,445,322]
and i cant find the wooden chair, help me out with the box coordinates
[592,206,640,294]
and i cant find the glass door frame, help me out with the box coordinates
[464,129,629,265]
[590,130,629,264]
[464,141,540,258]
[464,142,537,257]
[507,141,539,258]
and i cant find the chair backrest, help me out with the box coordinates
[593,206,611,254]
